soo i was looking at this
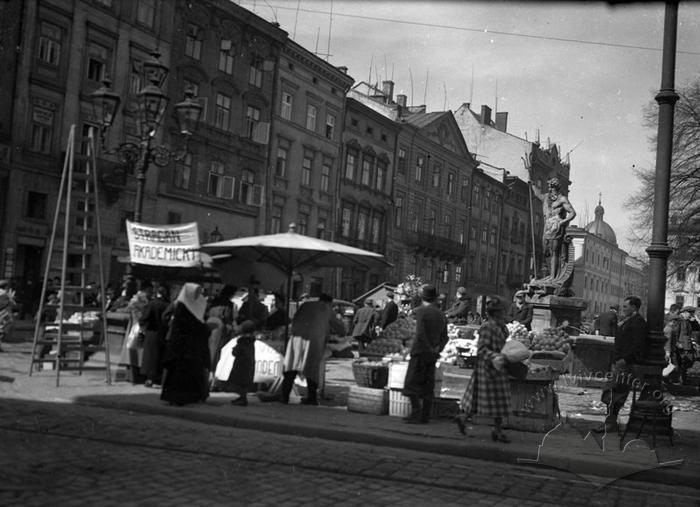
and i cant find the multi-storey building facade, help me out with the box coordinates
[0,0,180,309]
[266,38,354,296]
[337,95,398,300]
[467,168,505,298]
[569,200,647,319]
[160,0,286,240]
[0,0,290,302]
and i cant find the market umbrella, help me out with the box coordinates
[201,224,391,337]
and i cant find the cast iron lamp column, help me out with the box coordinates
[90,50,202,223]
[627,2,678,438]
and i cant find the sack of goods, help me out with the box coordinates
[501,339,531,363]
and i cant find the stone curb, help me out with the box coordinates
[76,396,698,489]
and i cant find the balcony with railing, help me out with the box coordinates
[403,229,466,261]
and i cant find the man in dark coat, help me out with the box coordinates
[236,288,269,329]
[352,299,377,351]
[139,285,170,387]
[380,291,399,330]
[445,287,471,323]
[402,284,449,424]
[595,296,647,433]
[597,304,619,337]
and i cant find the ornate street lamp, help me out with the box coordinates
[209,226,224,243]
[89,49,202,223]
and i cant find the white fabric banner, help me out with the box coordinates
[126,220,201,267]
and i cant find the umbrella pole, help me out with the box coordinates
[284,270,292,349]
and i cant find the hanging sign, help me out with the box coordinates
[126,220,201,267]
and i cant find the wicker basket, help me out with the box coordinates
[352,359,389,388]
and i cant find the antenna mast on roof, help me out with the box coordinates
[368,54,373,86]
[423,69,429,106]
[409,67,414,107]
[326,0,333,62]
[314,27,320,55]
[292,0,301,39]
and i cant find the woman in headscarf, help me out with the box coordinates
[454,295,512,443]
[161,283,211,406]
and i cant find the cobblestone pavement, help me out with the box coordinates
[1,400,699,507]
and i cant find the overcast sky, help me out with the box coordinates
[238,0,700,256]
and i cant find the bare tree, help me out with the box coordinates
[626,80,700,272]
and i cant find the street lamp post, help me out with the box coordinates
[626,2,679,438]
[90,50,202,223]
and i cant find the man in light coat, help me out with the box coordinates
[281,293,346,405]
[352,299,377,351]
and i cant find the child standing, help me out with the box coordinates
[229,320,257,406]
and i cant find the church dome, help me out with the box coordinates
[585,198,617,245]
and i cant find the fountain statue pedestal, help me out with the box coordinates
[530,295,588,335]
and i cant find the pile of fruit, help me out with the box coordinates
[529,326,571,353]
[686,361,700,377]
[382,315,416,344]
[363,338,404,357]
[507,322,531,347]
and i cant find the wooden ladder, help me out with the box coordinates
[28,125,112,386]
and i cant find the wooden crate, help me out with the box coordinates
[388,390,457,418]
[504,379,559,432]
[346,385,389,415]
[388,362,409,389]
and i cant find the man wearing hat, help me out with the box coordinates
[402,285,449,424]
[596,304,619,337]
[0,280,16,351]
[380,291,399,330]
[445,286,471,323]
[508,290,533,330]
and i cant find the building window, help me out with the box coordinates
[361,156,372,186]
[432,163,441,188]
[185,24,202,60]
[297,213,308,235]
[481,225,488,243]
[444,215,453,239]
[218,39,234,74]
[174,153,192,190]
[320,163,331,193]
[271,206,283,233]
[86,42,110,82]
[470,225,477,240]
[26,191,48,219]
[275,146,288,178]
[249,55,263,87]
[281,92,293,120]
[246,105,260,138]
[447,173,455,195]
[301,156,312,186]
[167,211,181,224]
[30,105,54,153]
[376,160,386,192]
[415,154,424,182]
[344,150,356,180]
[37,22,61,66]
[371,215,381,245]
[455,265,463,283]
[208,161,234,199]
[473,186,480,207]
[398,147,407,174]
[325,114,336,139]
[240,169,255,204]
[306,104,317,131]
[677,267,686,282]
[341,206,352,237]
[412,199,424,232]
[491,226,497,246]
[214,93,231,130]
[459,220,466,244]
[136,0,156,27]
[317,218,327,239]
[357,208,369,241]
[394,193,404,228]
[129,60,143,97]
[461,179,469,201]
[429,208,437,235]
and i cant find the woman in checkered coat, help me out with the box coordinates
[455,296,511,443]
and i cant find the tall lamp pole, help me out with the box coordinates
[90,50,202,224]
[628,2,678,436]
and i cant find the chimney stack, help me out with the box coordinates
[495,112,508,133]
[382,80,395,103]
[338,66,348,74]
[396,94,407,107]
[480,105,492,125]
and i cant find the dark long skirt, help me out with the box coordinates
[140,330,163,383]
